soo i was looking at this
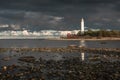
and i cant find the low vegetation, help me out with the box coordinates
[77,30,120,38]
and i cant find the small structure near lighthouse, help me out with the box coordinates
[81,18,85,35]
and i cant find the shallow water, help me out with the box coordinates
[0,39,119,70]
[0,50,119,67]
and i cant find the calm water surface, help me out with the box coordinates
[0,39,119,48]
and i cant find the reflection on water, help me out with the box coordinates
[79,39,86,47]
[81,52,85,61]
[79,40,85,61]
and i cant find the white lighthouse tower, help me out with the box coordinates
[81,18,84,34]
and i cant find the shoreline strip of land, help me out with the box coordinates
[47,37,120,41]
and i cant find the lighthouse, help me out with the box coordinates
[81,18,84,34]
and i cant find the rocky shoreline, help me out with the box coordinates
[0,47,120,80]
[0,56,120,80]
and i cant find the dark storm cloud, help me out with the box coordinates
[0,0,119,30]
[0,0,119,11]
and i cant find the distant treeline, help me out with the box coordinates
[77,30,120,38]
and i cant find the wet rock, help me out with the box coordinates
[18,56,36,63]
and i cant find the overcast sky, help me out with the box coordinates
[0,0,120,30]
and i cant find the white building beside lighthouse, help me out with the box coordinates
[81,18,85,34]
